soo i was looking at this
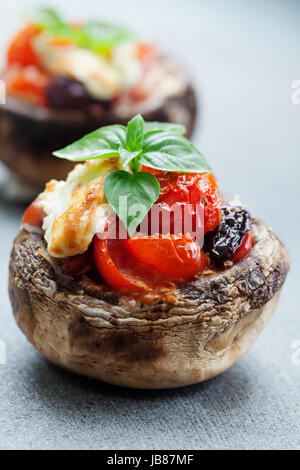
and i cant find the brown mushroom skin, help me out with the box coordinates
[9,219,289,389]
[0,84,197,189]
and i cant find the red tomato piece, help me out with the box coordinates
[141,169,222,236]
[125,234,207,282]
[93,218,207,294]
[230,232,253,263]
[6,66,49,107]
[94,234,155,294]
[22,198,46,228]
[7,25,41,68]
[140,165,161,175]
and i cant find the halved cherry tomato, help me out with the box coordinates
[229,232,253,263]
[141,169,222,236]
[6,66,49,107]
[7,25,41,68]
[93,218,162,294]
[94,217,207,294]
[94,233,155,294]
[125,234,207,282]
[22,198,46,228]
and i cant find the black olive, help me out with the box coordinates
[204,205,251,267]
[46,75,110,113]
[46,75,91,109]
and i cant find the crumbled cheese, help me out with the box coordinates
[40,159,119,258]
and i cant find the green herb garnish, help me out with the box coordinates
[24,7,63,28]
[24,7,132,54]
[53,115,212,236]
[104,170,160,237]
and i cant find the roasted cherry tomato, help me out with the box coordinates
[7,25,41,68]
[6,66,49,107]
[229,232,253,263]
[125,234,206,282]
[22,198,46,228]
[94,234,155,294]
[94,218,207,294]
[141,169,222,236]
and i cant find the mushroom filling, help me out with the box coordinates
[3,8,186,114]
[21,115,253,297]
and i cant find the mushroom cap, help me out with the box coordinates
[9,218,289,389]
[0,83,197,189]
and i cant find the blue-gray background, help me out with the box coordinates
[0,0,299,450]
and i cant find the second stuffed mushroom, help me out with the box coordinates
[0,8,196,191]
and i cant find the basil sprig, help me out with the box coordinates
[104,170,160,237]
[24,7,132,54]
[53,115,211,172]
[53,115,212,236]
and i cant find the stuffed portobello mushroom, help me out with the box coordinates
[9,116,289,389]
[0,8,196,193]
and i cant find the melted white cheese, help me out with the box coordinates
[40,159,118,258]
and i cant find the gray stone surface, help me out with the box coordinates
[0,0,299,450]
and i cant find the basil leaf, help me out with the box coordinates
[126,114,144,151]
[104,170,160,236]
[48,23,87,45]
[119,149,141,168]
[25,9,131,54]
[53,125,127,161]
[139,132,212,173]
[24,8,87,48]
[24,7,63,28]
[144,122,186,136]
[83,22,132,54]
